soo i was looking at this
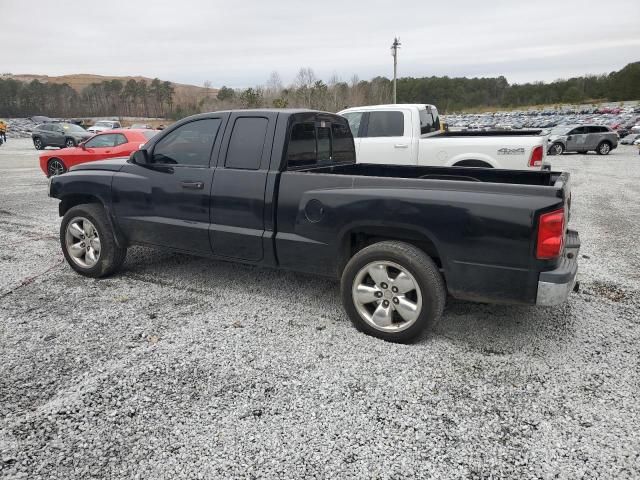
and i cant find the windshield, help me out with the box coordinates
[550,126,572,135]
[61,123,86,132]
[142,130,159,140]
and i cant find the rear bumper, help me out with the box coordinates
[536,230,580,306]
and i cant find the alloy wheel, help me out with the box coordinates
[65,217,101,268]
[351,260,423,332]
[48,159,65,176]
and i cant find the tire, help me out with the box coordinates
[33,137,44,150]
[596,141,611,155]
[340,241,446,343]
[64,138,75,148]
[60,203,127,278]
[47,158,67,177]
[550,143,564,155]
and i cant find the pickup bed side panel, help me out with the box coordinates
[417,135,545,170]
[276,172,564,304]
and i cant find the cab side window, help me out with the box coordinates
[365,111,404,137]
[152,118,221,166]
[225,117,268,170]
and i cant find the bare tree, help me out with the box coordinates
[295,67,317,107]
[265,71,283,97]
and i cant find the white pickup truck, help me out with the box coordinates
[338,104,548,170]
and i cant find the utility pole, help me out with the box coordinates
[391,37,401,104]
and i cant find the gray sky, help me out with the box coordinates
[2,0,639,88]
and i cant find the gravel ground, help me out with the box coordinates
[0,138,639,479]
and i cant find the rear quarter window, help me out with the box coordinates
[225,117,269,170]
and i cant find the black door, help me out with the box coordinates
[112,117,224,254]
[209,112,275,261]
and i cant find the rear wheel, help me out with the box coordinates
[33,137,44,150]
[60,203,127,278]
[47,158,66,177]
[550,143,564,155]
[65,138,75,148]
[596,141,611,155]
[341,241,446,343]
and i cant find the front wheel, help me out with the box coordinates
[33,137,44,150]
[341,241,446,343]
[64,138,75,148]
[47,158,66,177]
[60,203,127,278]
[550,143,564,155]
[596,141,611,155]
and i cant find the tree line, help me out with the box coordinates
[1,62,638,118]
[0,77,175,118]
[179,62,640,117]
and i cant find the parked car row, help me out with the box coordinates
[443,104,640,139]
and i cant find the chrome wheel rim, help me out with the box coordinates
[65,139,74,147]
[65,217,101,268]
[34,139,42,149]
[352,261,422,332]
[553,144,563,155]
[48,159,65,176]
[600,143,610,154]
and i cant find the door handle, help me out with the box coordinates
[394,144,409,148]
[181,181,204,190]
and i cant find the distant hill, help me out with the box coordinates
[3,73,217,103]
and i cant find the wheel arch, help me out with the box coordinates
[338,224,446,279]
[59,195,127,248]
[446,153,498,168]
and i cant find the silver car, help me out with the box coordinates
[548,124,618,155]
[87,120,122,134]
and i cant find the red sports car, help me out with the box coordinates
[40,129,159,177]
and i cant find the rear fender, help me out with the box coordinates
[446,153,498,168]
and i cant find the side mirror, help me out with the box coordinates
[567,135,572,140]
[80,142,86,150]
[130,149,150,165]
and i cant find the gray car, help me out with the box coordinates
[547,124,618,155]
[31,123,93,150]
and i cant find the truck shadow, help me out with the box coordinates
[120,247,577,351]
[434,297,577,354]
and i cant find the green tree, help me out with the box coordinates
[239,88,262,108]
[217,86,235,101]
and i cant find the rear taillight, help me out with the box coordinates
[536,208,565,259]
[529,145,544,167]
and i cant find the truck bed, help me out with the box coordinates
[304,163,565,188]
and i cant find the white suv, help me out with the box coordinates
[87,120,121,134]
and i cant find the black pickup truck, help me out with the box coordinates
[49,109,580,342]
